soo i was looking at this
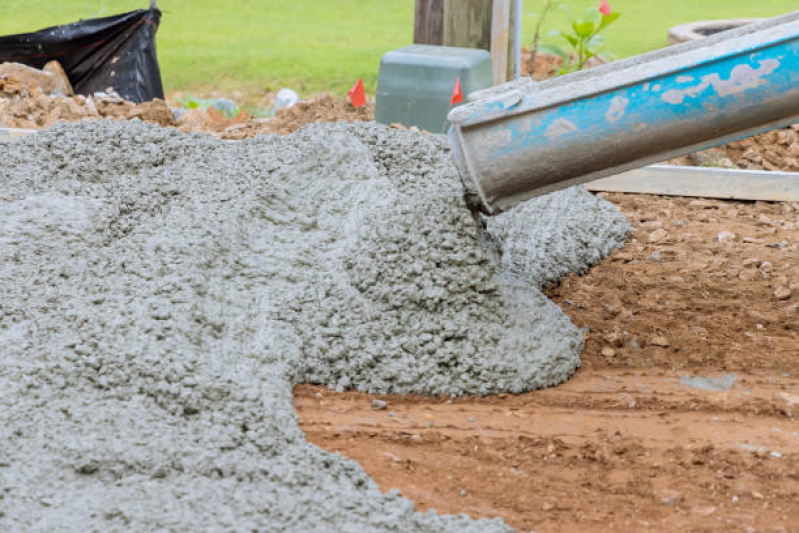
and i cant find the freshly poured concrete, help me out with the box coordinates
[0,120,629,531]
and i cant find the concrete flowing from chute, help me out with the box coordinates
[0,120,629,531]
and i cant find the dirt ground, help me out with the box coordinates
[296,194,799,533]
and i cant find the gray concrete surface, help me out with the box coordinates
[0,120,628,531]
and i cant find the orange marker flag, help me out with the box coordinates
[451,77,463,105]
[348,79,366,108]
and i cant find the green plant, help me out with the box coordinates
[539,1,621,75]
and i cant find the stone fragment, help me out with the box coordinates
[648,229,668,243]
[774,286,792,301]
[371,399,388,410]
[42,60,74,96]
[649,336,670,348]
[689,200,717,209]
[717,231,736,244]
[601,347,615,358]
[655,488,681,507]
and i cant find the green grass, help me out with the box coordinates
[0,0,795,99]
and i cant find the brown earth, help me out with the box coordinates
[174,93,374,139]
[296,194,799,533]
[2,58,797,174]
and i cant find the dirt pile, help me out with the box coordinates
[176,93,374,139]
[0,62,369,137]
[0,63,175,129]
[670,125,799,172]
[0,119,627,531]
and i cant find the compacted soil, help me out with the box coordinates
[296,194,799,533]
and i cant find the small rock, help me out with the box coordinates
[742,258,761,268]
[738,269,757,282]
[668,276,685,283]
[759,261,773,273]
[655,488,681,507]
[717,231,737,244]
[601,347,616,358]
[766,240,788,248]
[371,399,387,410]
[742,237,765,244]
[649,336,670,348]
[692,505,716,517]
[647,229,668,243]
[643,220,663,230]
[689,200,717,209]
[542,502,555,511]
[775,392,798,418]
[460,490,467,497]
[774,286,792,301]
[747,310,776,324]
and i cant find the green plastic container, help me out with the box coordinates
[375,45,493,134]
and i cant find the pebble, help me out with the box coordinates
[738,269,757,282]
[601,347,616,358]
[649,336,670,348]
[759,261,773,273]
[717,231,737,244]
[742,258,761,268]
[460,490,467,497]
[542,502,555,511]
[689,200,717,209]
[774,286,792,301]
[371,399,387,410]
[647,229,668,243]
[692,505,716,517]
[766,240,788,248]
[655,488,681,507]
[643,221,663,230]
[742,237,765,244]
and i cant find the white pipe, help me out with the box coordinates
[514,0,523,78]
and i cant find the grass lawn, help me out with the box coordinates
[0,0,795,101]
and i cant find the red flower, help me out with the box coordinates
[599,0,612,16]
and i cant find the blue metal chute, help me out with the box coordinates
[449,11,799,215]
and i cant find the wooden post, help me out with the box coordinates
[414,0,444,45]
[442,0,492,50]
[491,0,512,85]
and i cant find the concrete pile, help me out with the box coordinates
[0,120,628,531]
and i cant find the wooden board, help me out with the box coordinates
[490,0,512,85]
[414,0,444,45]
[587,164,799,202]
[442,0,492,50]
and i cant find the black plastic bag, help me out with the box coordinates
[0,6,163,103]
